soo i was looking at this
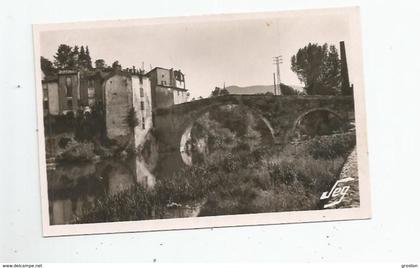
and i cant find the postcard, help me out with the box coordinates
[33,6,370,236]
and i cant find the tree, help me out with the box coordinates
[279,83,298,95]
[112,61,121,71]
[125,108,139,128]
[85,46,92,69]
[291,43,341,95]
[211,87,221,97]
[211,87,229,97]
[72,46,80,69]
[79,46,86,68]
[53,44,76,69]
[78,45,93,70]
[40,56,56,76]
[95,59,106,69]
[220,88,229,96]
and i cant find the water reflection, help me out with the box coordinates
[47,157,153,225]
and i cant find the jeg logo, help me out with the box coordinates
[320,177,355,208]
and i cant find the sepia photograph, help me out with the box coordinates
[33,7,370,236]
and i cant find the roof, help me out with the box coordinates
[144,66,185,77]
[42,74,58,83]
[144,66,169,76]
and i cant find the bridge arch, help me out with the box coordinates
[288,107,345,142]
[179,102,276,166]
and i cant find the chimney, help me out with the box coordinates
[340,41,353,95]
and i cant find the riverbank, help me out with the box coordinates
[74,132,357,224]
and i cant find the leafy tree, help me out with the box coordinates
[291,43,341,95]
[79,46,86,68]
[40,56,56,76]
[53,44,77,69]
[220,88,229,96]
[95,59,106,69]
[78,46,93,69]
[125,108,139,128]
[85,46,92,69]
[279,83,300,95]
[112,61,121,71]
[72,45,80,68]
[211,87,230,97]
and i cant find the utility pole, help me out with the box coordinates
[273,55,283,95]
[273,73,277,95]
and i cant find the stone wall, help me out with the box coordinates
[104,73,133,140]
[154,94,355,164]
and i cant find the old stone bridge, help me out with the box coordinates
[153,94,355,165]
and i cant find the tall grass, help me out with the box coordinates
[76,133,356,223]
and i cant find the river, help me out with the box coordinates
[47,157,154,225]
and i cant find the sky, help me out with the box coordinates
[40,9,353,98]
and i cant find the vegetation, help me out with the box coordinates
[40,56,57,76]
[53,44,92,70]
[291,43,341,95]
[125,108,139,129]
[41,44,136,75]
[210,86,230,97]
[279,83,302,95]
[75,132,356,223]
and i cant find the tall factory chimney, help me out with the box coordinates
[340,41,353,95]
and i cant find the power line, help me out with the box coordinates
[273,55,283,96]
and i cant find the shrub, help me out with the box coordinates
[59,142,95,162]
[76,184,160,223]
[308,134,355,159]
[58,137,71,149]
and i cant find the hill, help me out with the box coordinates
[225,84,304,95]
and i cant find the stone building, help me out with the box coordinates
[103,72,133,140]
[42,69,110,116]
[79,71,104,109]
[41,66,189,142]
[146,67,188,109]
[131,74,153,147]
[41,72,59,115]
[57,70,80,115]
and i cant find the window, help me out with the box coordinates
[140,87,144,97]
[67,99,73,109]
[43,100,49,110]
[142,117,145,130]
[65,77,72,97]
[140,101,144,110]
[43,85,48,101]
[88,87,95,98]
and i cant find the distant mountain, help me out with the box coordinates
[225,84,304,95]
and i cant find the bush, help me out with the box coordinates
[308,134,355,159]
[268,162,300,186]
[76,133,356,222]
[76,184,160,223]
[58,137,71,149]
[125,108,139,129]
[59,142,95,162]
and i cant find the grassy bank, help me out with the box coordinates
[75,132,356,223]
[75,132,355,223]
